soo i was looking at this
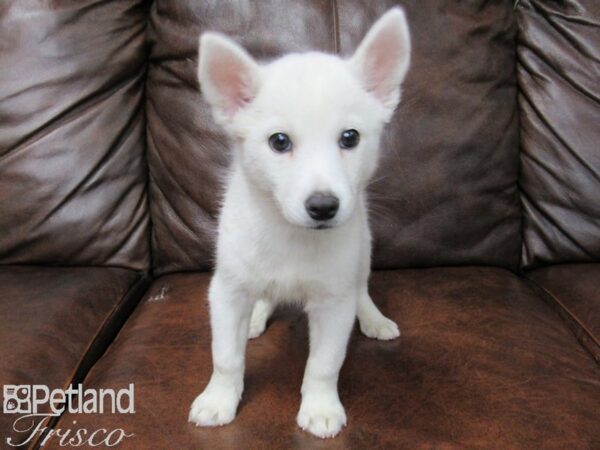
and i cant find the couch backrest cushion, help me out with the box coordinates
[517,0,600,269]
[147,0,521,275]
[147,0,338,274]
[0,1,150,270]
[338,1,521,271]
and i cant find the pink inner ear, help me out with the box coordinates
[209,53,255,117]
[364,27,406,101]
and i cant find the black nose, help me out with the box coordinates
[305,192,339,221]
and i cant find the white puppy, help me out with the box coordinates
[189,8,411,439]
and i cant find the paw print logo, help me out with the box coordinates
[3,385,31,414]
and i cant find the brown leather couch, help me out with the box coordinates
[1,1,598,449]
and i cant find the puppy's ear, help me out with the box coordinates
[349,8,411,116]
[198,33,261,123]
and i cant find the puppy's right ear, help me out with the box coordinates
[198,33,261,123]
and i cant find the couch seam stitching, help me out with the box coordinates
[143,0,155,275]
[331,0,340,54]
[526,275,600,357]
[28,272,150,450]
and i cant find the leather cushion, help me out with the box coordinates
[0,0,150,270]
[527,264,600,362]
[517,0,600,268]
[147,0,521,275]
[0,266,145,447]
[47,268,600,448]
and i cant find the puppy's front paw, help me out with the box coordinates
[297,393,347,439]
[188,384,240,427]
[359,315,400,340]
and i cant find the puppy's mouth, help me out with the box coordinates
[309,222,334,230]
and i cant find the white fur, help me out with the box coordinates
[189,8,411,439]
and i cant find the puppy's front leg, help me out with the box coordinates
[297,298,356,438]
[189,274,253,427]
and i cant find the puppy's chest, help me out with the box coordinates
[254,269,321,303]
[241,240,336,302]
[221,229,355,302]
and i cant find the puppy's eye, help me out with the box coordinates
[339,129,360,149]
[269,133,292,153]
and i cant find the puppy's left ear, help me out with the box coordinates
[349,8,411,117]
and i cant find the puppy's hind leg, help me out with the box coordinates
[189,274,254,427]
[357,219,399,340]
[357,291,400,340]
[248,298,275,339]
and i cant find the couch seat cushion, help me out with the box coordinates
[527,264,600,362]
[0,266,146,447]
[46,268,599,449]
